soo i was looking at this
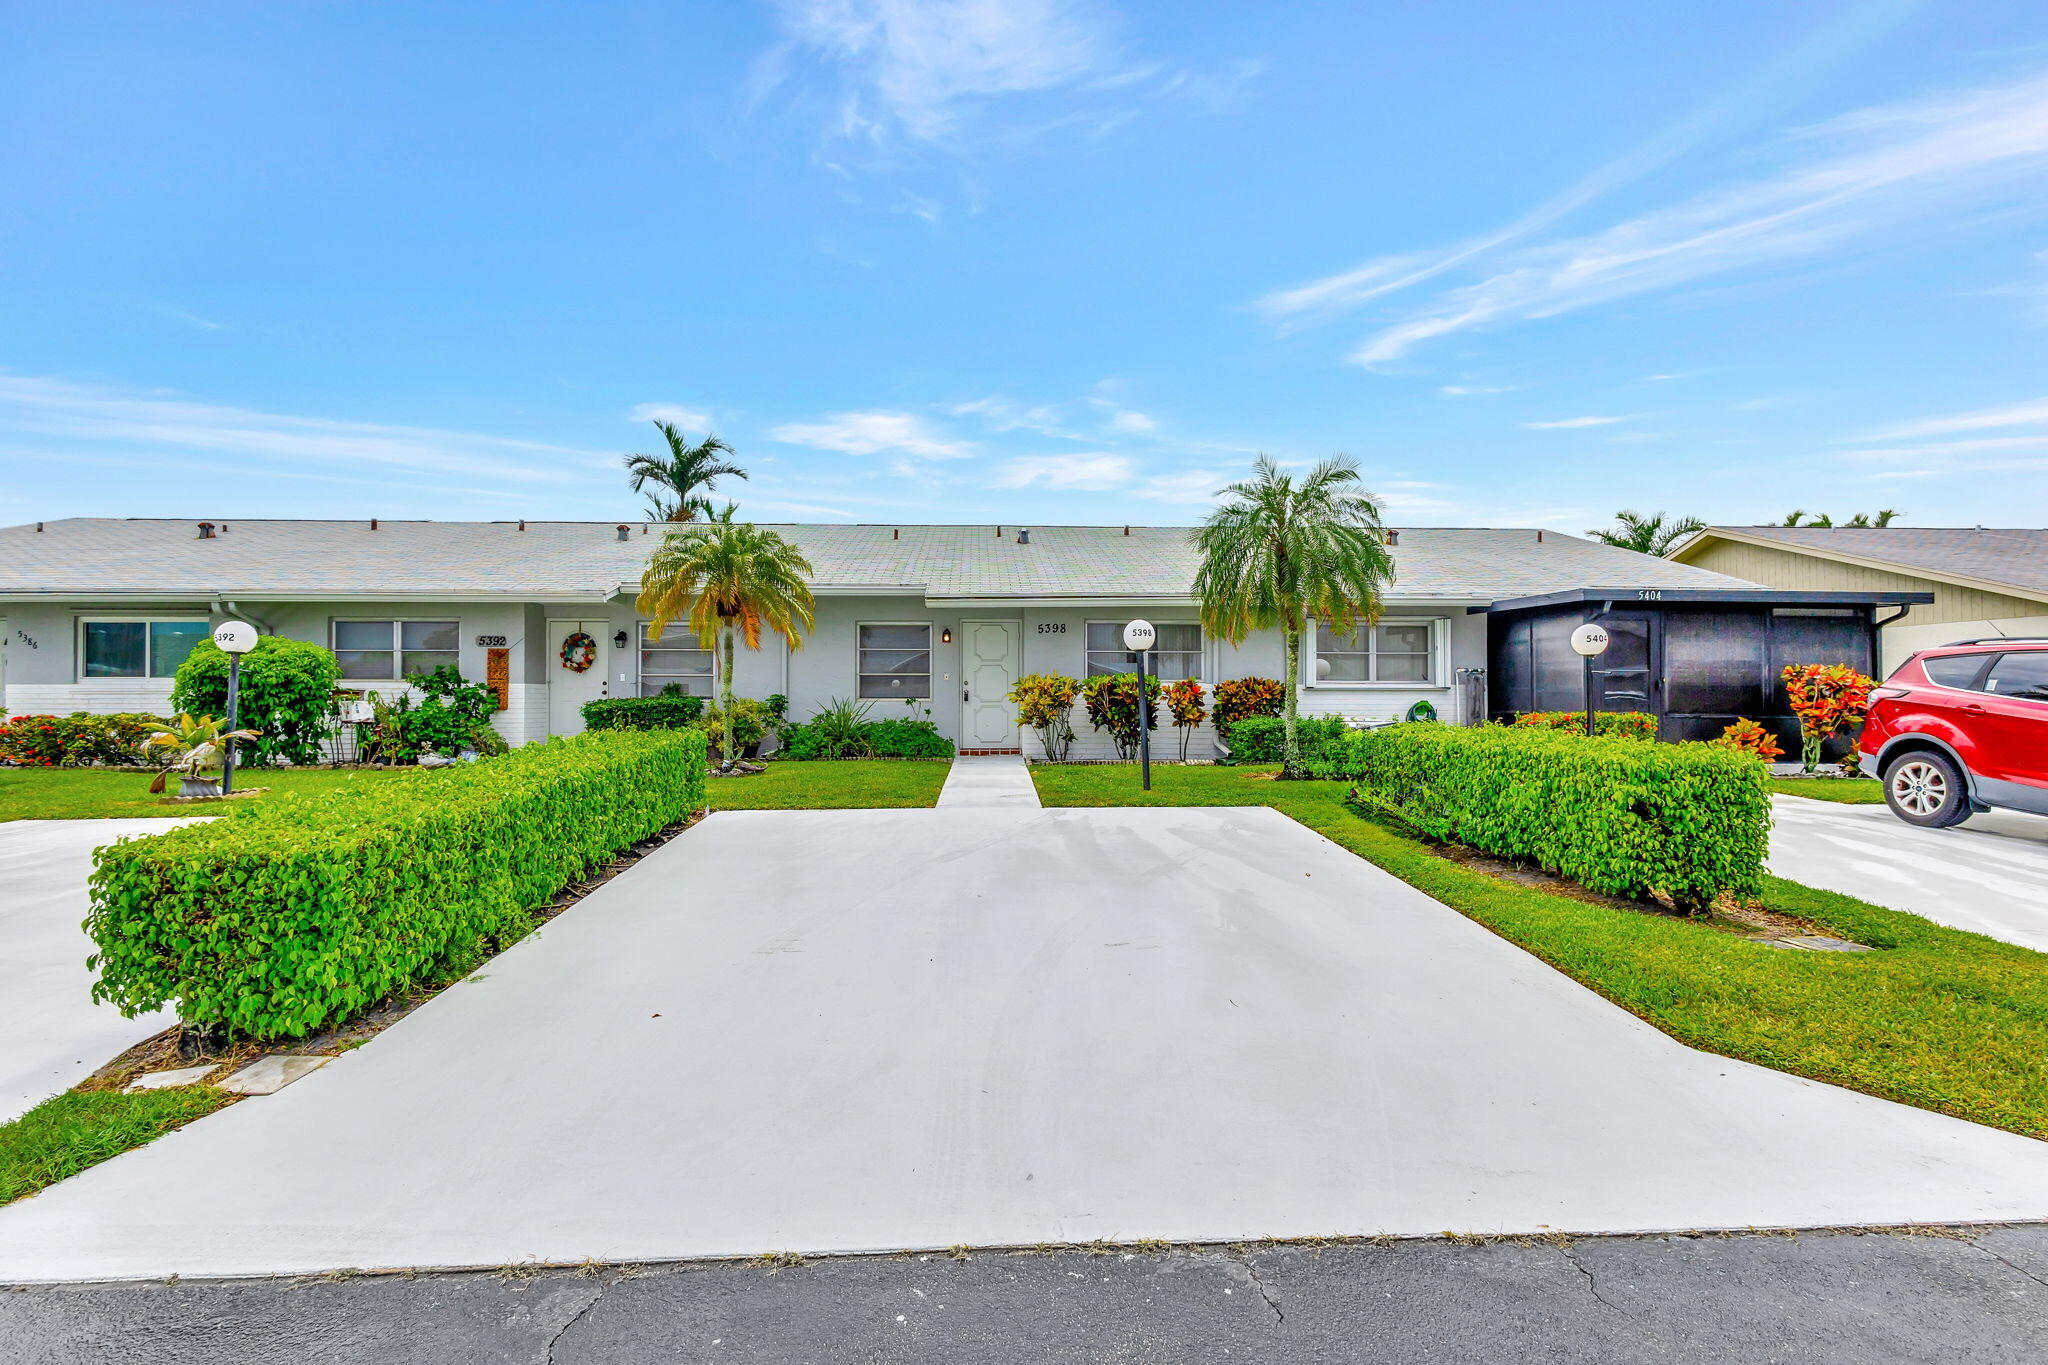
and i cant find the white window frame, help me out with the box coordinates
[636,621,715,698]
[75,615,211,683]
[330,617,461,683]
[1305,616,1448,689]
[857,620,934,701]
[1084,620,1205,680]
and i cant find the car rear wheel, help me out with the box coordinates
[1883,752,1971,829]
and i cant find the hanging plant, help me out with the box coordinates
[559,631,598,673]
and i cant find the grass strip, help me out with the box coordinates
[0,766,413,821]
[1,1087,234,1205]
[1032,763,2048,1141]
[1771,776,1885,804]
[710,759,952,810]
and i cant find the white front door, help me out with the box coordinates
[961,619,1022,750]
[547,618,612,736]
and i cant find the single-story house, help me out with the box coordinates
[0,518,1926,759]
[1670,526,2048,674]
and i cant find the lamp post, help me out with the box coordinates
[212,621,258,793]
[1569,621,1611,738]
[1123,619,1157,791]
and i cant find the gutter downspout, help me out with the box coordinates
[1872,603,1913,677]
[213,600,275,634]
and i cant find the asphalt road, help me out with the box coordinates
[7,1227,2048,1364]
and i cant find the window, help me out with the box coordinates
[1985,652,2048,703]
[1314,619,1437,684]
[81,619,208,679]
[332,619,458,681]
[859,623,932,699]
[639,622,714,697]
[1922,653,1990,690]
[1085,622,1202,680]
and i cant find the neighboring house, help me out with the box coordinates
[0,518,1921,759]
[1670,527,2048,674]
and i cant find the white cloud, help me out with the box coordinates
[757,0,1205,153]
[770,409,974,458]
[1865,396,2048,439]
[0,373,596,484]
[1132,468,1228,503]
[1106,408,1156,434]
[991,452,1133,490]
[1438,384,1515,397]
[1260,67,2048,367]
[628,402,715,429]
[1525,414,1637,430]
[1643,371,1700,382]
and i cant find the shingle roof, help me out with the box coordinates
[0,518,1758,602]
[1689,526,2048,600]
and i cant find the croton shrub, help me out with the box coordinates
[87,728,708,1040]
[1781,663,1875,772]
[1712,718,1785,763]
[1009,673,1082,761]
[1080,672,1161,760]
[1210,676,1284,731]
[1318,722,1770,913]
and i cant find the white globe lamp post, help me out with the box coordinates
[212,621,258,793]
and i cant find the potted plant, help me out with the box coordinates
[143,713,260,798]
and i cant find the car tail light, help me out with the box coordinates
[1869,686,1911,702]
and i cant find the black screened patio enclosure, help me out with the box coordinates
[1477,588,1934,753]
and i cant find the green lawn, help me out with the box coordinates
[1772,776,1886,804]
[709,759,951,810]
[0,766,418,821]
[1,1087,234,1205]
[1031,763,2048,1142]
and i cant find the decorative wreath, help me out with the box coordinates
[559,631,597,673]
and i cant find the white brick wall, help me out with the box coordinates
[5,682,178,717]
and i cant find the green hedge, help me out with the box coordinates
[86,729,708,1040]
[1316,722,1768,911]
[1512,709,1658,741]
[582,695,706,730]
[1224,714,1351,764]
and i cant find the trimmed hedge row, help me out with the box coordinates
[1224,713,1352,764]
[86,729,708,1040]
[582,695,706,730]
[1512,710,1658,741]
[1315,722,1769,911]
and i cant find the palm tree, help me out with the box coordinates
[1844,509,1900,527]
[636,522,815,769]
[1586,509,1705,557]
[623,421,748,522]
[1192,455,1396,779]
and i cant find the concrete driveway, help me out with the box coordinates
[1768,795,2048,954]
[0,819,189,1122]
[4,805,2048,1283]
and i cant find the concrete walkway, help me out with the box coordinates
[1768,794,2048,954]
[4,805,2048,1284]
[936,753,1040,808]
[0,819,192,1122]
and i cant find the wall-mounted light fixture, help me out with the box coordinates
[613,629,630,650]
[940,628,952,644]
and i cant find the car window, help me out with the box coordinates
[1921,653,1990,689]
[1984,652,2048,703]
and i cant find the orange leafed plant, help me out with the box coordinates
[1712,717,1784,763]
[1781,664,1874,772]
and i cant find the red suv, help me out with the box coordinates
[1859,639,2048,827]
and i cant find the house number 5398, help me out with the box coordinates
[1036,622,1066,634]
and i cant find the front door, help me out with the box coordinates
[547,618,612,736]
[961,619,1022,751]
[1591,614,1657,717]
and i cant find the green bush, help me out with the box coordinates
[0,712,164,767]
[1512,709,1658,741]
[582,695,706,731]
[1081,673,1160,760]
[87,729,708,1040]
[865,717,954,759]
[172,635,342,767]
[778,697,954,760]
[1316,722,1768,912]
[1226,713,1351,764]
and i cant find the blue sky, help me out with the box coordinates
[4,1,2047,534]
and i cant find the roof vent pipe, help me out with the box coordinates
[1536,529,1544,543]
[1123,525,1130,536]
[370,518,379,531]
[995,526,1002,537]
[35,521,44,532]
[518,518,526,531]
[616,524,630,542]
[1017,528,1031,545]
[1387,528,1399,546]
[197,522,216,539]
[892,528,899,540]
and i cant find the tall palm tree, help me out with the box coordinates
[636,522,815,769]
[1193,455,1396,779]
[1586,509,1705,557]
[623,421,748,523]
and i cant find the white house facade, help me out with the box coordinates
[0,517,1866,759]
